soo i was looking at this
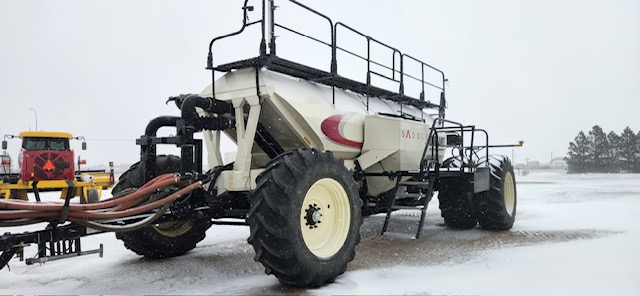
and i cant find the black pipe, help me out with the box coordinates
[138,95,233,181]
[180,94,232,123]
[145,116,180,136]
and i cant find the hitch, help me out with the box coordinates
[26,242,103,266]
[1,225,105,270]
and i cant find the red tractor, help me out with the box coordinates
[1,131,114,203]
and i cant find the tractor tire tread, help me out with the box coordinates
[247,148,362,287]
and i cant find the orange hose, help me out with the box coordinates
[0,174,200,222]
[0,180,202,221]
[0,174,179,212]
[68,181,202,221]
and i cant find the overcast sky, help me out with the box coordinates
[1,0,638,168]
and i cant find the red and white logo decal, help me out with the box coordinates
[321,114,363,148]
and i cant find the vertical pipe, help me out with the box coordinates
[366,38,371,112]
[421,64,425,121]
[399,53,404,115]
[331,22,337,74]
[195,139,203,174]
[470,126,476,170]
[392,52,396,80]
[268,0,276,55]
[332,86,336,106]
[260,0,267,56]
[210,61,216,99]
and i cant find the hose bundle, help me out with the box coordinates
[0,173,204,232]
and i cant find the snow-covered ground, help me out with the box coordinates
[1,171,639,295]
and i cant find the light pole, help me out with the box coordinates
[29,108,38,131]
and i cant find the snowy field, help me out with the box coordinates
[1,170,639,295]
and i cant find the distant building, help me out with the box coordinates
[527,161,540,169]
[550,158,567,169]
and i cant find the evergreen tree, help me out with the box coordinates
[618,127,639,173]
[566,131,590,173]
[606,131,621,173]
[636,130,640,173]
[566,126,640,174]
[588,125,608,172]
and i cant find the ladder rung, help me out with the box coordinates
[392,205,425,210]
[382,232,417,240]
[399,181,429,186]
[396,193,424,199]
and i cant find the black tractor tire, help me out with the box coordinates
[80,189,100,204]
[247,149,363,287]
[438,157,477,229]
[474,155,517,230]
[9,189,27,200]
[113,155,211,259]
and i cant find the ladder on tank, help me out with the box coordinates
[381,162,439,239]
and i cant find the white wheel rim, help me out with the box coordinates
[153,220,193,237]
[504,171,516,216]
[146,186,193,237]
[300,178,351,258]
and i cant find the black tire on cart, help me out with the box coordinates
[80,189,100,204]
[438,157,477,229]
[113,155,211,259]
[247,149,362,287]
[474,155,517,230]
[10,189,28,200]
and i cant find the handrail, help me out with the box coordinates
[402,54,446,119]
[288,0,336,73]
[275,24,333,48]
[419,117,491,174]
[207,0,448,114]
[402,54,445,90]
[207,0,258,99]
[335,22,403,85]
[207,0,256,69]
[421,118,460,173]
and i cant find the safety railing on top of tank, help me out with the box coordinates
[207,0,447,118]
[402,54,447,119]
[333,21,403,111]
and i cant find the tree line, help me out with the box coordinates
[565,125,640,174]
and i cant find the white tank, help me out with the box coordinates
[201,68,445,196]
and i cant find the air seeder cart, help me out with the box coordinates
[1,0,520,287]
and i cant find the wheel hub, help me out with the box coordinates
[304,204,323,229]
[299,178,351,258]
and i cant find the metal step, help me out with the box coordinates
[381,171,440,239]
[391,205,425,210]
[398,181,429,186]
[396,192,424,199]
[381,232,417,240]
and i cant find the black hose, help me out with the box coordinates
[179,94,234,132]
[180,94,231,121]
[0,218,47,227]
[74,202,172,233]
[145,116,180,137]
